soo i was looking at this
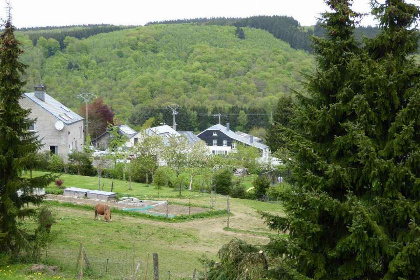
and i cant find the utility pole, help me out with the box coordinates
[212,113,221,124]
[167,105,179,131]
[77,92,96,144]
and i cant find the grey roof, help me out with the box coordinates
[118,125,137,138]
[198,124,269,150]
[178,131,201,145]
[144,125,180,138]
[235,131,262,143]
[23,92,83,125]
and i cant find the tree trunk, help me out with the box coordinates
[146,173,149,184]
[188,173,194,191]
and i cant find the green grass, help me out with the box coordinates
[17,171,285,279]
[44,200,228,222]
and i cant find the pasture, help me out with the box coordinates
[6,172,284,279]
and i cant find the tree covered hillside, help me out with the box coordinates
[17,24,313,123]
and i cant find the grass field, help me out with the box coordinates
[5,172,284,279]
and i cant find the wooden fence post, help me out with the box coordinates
[153,253,159,280]
[189,198,191,216]
[192,268,196,280]
[132,243,135,275]
[166,200,169,218]
[211,191,214,209]
[82,247,91,270]
[227,195,230,229]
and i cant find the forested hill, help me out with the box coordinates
[17,24,314,130]
[18,25,132,49]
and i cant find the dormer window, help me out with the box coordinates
[213,132,217,136]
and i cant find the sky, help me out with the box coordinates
[1,0,419,28]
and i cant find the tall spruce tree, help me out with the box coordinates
[263,0,420,279]
[0,18,53,257]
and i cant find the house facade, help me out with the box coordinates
[92,124,137,150]
[20,85,84,160]
[197,123,270,160]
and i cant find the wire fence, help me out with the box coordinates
[45,244,205,280]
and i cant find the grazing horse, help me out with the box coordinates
[94,204,112,222]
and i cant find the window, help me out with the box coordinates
[29,123,35,131]
[212,132,217,136]
[223,140,227,146]
[213,139,217,146]
[232,142,236,149]
[50,146,58,154]
[134,138,138,145]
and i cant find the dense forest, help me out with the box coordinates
[17,22,314,130]
[15,16,419,132]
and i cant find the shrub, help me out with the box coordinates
[153,167,168,186]
[231,182,246,199]
[48,154,65,172]
[214,169,233,195]
[254,176,270,199]
[68,151,96,176]
[55,179,63,188]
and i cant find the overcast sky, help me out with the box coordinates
[1,0,418,28]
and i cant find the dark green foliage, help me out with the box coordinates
[203,238,267,280]
[214,169,233,195]
[253,176,270,199]
[266,95,296,153]
[230,182,246,199]
[19,24,128,49]
[0,20,54,257]
[235,15,313,52]
[47,154,65,173]
[235,27,245,40]
[263,1,420,279]
[31,207,55,261]
[68,151,95,176]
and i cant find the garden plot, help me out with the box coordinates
[46,194,208,217]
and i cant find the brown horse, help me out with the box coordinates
[94,204,111,222]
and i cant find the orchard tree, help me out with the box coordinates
[0,18,53,257]
[161,135,190,196]
[132,132,164,184]
[262,1,420,279]
[186,140,209,190]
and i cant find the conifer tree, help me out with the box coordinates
[263,0,420,279]
[0,17,53,256]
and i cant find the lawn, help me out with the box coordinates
[10,171,284,279]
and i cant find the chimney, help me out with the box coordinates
[250,135,254,144]
[226,123,230,131]
[34,84,46,102]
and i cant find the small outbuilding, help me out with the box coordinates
[64,187,117,201]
